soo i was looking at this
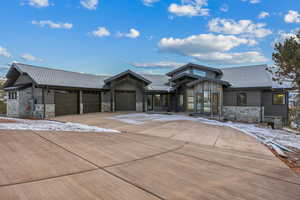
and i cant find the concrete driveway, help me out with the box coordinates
[0,113,299,200]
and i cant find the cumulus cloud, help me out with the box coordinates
[80,0,98,10]
[273,30,300,44]
[132,61,184,68]
[191,51,267,64]
[0,46,11,58]
[92,27,110,37]
[158,33,267,65]
[27,0,50,8]
[21,53,43,62]
[159,34,255,54]
[208,18,272,38]
[118,29,140,38]
[168,0,209,17]
[284,10,300,23]
[32,20,73,29]
[258,11,270,19]
[142,0,159,6]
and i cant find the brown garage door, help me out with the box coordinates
[83,92,101,113]
[55,91,79,116]
[115,90,136,111]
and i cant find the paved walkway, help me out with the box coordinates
[0,113,299,199]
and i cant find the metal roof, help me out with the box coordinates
[187,77,230,87]
[141,74,173,92]
[221,64,292,89]
[104,70,151,84]
[11,63,110,89]
[166,63,223,77]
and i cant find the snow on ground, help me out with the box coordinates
[0,117,119,133]
[112,113,300,150]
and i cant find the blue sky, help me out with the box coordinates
[0,0,299,76]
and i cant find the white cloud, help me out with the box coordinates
[80,0,98,10]
[258,11,270,19]
[273,30,300,44]
[191,51,267,64]
[284,10,300,23]
[142,0,159,6]
[220,4,229,12]
[208,18,272,38]
[132,61,184,68]
[92,27,110,37]
[28,0,50,8]
[32,20,73,29]
[21,53,43,62]
[0,46,11,58]
[118,29,140,38]
[159,34,255,54]
[168,0,209,17]
[241,0,261,4]
[158,33,267,65]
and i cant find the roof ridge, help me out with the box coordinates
[15,63,109,77]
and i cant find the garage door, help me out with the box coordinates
[115,90,136,111]
[55,91,79,116]
[83,92,101,113]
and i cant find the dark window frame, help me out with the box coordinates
[272,93,286,105]
[8,91,17,100]
[237,93,247,106]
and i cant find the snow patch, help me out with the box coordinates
[0,117,119,133]
[111,113,300,150]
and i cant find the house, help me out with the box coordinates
[3,62,292,124]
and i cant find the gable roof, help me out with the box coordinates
[169,72,200,82]
[166,63,223,77]
[141,74,173,91]
[7,63,110,89]
[221,64,293,89]
[104,70,151,85]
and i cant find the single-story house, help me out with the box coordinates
[3,62,292,124]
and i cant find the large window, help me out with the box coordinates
[193,69,206,77]
[8,91,17,99]
[187,89,194,110]
[273,93,286,105]
[237,93,247,106]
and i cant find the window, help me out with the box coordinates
[273,93,286,105]
[147,95,153,111]
[237,93,247,106]
[179,94,184,107]
[187,89,194,110]
[8,91,17,99]
[193,69,206,77]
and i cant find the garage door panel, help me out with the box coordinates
[83,92,101,113]
[115,91,136,111]
[55,91,79,116]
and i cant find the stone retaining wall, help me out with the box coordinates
[223,106,263,123]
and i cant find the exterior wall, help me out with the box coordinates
[102,91,111,112]
[223,106,263,123]
[223,89,262,106]
[32,87,55,119]
[262,90,289,124]
[6,92,19,117]
[7,87,34,118]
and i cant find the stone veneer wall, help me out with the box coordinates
[223,106,264,123]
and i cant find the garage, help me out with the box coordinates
[83,92,101,113]
[55,91,79,116]
[115,90,136,111]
